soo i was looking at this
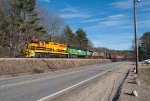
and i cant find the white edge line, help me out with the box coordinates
[37,66,118,101]
[0,66,100,88]
[0,63,117,88]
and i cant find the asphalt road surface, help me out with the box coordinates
[0,62,127,101]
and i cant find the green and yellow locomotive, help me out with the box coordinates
[24,39,93,58]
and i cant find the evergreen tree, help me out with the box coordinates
[75,28,89,49]
[61,25,74,46]
[139,32,150,60]
[0,0,46,57]
[7,0,42,56]
[0,0,14,57]
[11,0,45,35]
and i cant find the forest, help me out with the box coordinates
[0,0,94,57]
[139,32,150,60]
[0,0,147,58]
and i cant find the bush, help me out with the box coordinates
[33,68,44,74]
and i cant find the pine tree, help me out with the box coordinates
[139,32,150,60]
[61,25,74,46]
[0,0,13,57]
[9,0,46,56]
[0,0,47,57]
[11,0,45,35]
[75,28,89,49]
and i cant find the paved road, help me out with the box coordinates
[0,62,126,101]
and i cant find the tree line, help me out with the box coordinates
[60,25,93,50]
[0,0,136,58]
[139,32,150,60]
[0,0,93,57]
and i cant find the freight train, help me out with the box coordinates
[23,39,93,58]
[23,39,129,61]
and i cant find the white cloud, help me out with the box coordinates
[111,0,150,9]
[38,0,51,3]
[59,5,93,19]
[143,8,150,11]
[91,33,133,50]
[97,14,126,27]
[111,0,132,9]
[61,5,78,13]
[141,0,150,6]
[84,14,126,30]
[108,14,124,20]
[60,13,92,19]
[100,20,122,26]
[114,25,133,30]
[139,20,150,28]
[82,18,104,23]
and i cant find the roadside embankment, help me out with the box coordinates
[0,58,111,77]
[118,65,150,101]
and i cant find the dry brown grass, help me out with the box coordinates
[33,68,44,74]
[0,58,111,78]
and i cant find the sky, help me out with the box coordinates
[37,0,150,50]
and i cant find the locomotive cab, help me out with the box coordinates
[24,39,68,58]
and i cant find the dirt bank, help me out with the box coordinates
[0,58,111,77]
[118,65,150,101]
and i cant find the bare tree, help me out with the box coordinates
[36,6,65,42]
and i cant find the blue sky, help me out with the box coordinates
[37,0,150,50]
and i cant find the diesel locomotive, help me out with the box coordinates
[23,39,93,58]
[23,39,129,61]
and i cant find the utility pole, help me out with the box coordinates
[133,0,140,74]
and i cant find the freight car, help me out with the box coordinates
[91,51,106,59]
[23,39,93,58]
[107,53,125,62]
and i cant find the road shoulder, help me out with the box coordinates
[50,62,132,101]
[118,65,150,101]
